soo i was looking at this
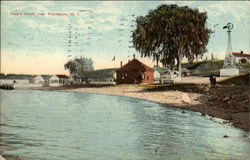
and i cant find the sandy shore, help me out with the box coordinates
[63,85,201,107]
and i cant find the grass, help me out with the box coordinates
[218,73,250,86]
[142,83,208,93]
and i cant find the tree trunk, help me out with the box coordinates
[177,55,182,73]
[156,54,159,67]
[171,59,175,70]
[177,45,184,73]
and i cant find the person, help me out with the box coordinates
[209,74,216,86]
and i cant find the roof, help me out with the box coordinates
[117,59,154,72]
[233,52,250,57]
[0,74,31,80]
[56,74,69,78]
[40,75,52,80]
[50,75,60,80]
[80,68,117,78]
[153,67,170,74]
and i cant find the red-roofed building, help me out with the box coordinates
[233,51,250,64]
[56,74,69,79]
[56,74,69,84]
[116,59,154,84]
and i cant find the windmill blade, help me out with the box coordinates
[213,24,219,28]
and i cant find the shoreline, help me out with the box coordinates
[33,83,249,132]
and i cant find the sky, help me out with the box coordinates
[1,1,250,75]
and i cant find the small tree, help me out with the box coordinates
[132,4,212,73]
[64,57,94,79]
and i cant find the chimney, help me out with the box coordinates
[133,54,135,59]
[120,61,123,68]
[241,50,243,54]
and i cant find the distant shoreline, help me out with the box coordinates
[33,81,249,132]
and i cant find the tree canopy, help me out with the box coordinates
[64,57,94,78]
[132,4,212,72]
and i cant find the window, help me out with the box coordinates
[142,74,145,80]
[240,58,247,64]
[147,76,149,79]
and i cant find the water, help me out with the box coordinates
[0,89,249,160]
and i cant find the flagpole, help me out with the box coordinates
[112,56,116,68]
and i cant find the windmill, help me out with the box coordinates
[220,22,239,76]
[222,22,236,69]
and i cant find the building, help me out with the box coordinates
[153,67,171,83]
[0,74,30,84]
[233,51,250,64]
[56,74,69,84]
[49,75,60,86]
[49,75,60,83]
[80,68,117,84]
[116,59,154,84]
[34,75,44,84]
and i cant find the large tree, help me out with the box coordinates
[64,57,94,78]
[132,4,212,72]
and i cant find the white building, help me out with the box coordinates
[49,75,60,86]
[34,76,44,84]
[49,75,59,83]
[233,51,250,64]
[153,67,170,83]
[56,75,69,84]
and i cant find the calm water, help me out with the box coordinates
[0,89,249,160]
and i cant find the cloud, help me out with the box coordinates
[201,1,249,22]
[20,18,67,33]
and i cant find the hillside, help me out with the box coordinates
[218,74,249,86]
[182,60,250,76]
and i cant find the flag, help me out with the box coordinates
[112,56,115,61]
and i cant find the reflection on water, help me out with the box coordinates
[0,89,249,160]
